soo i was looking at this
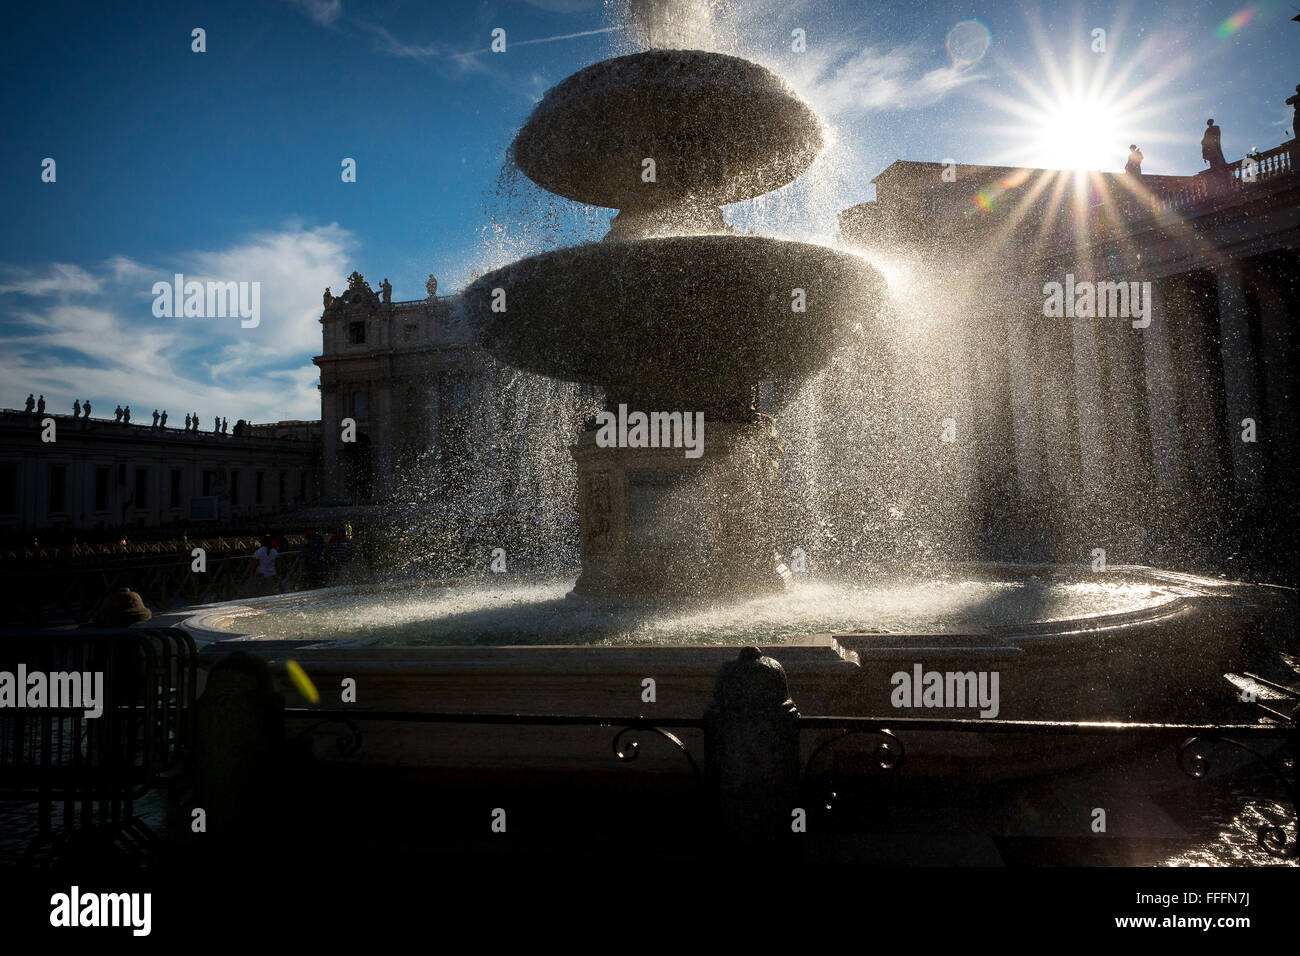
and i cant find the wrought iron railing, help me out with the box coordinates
[283,666,1299,859]
[0,628,198,865]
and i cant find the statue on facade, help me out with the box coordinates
[324,287,333,309]
[1201,118,1227,169]
[381,278,392,303]
[221,417,228,434]
[36,395,45,415]
[114,404,123,423]
[1125,145,1143,175]
[1287,85,1300,168]
[83,400,91,418]
[160,410,168,428]
[184,412,192,430]
[122,405,131,424]
[73,399,81,418]
[426,274,438,299]
[24,394,34,413]
[152,409,160,427]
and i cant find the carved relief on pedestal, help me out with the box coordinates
[581,470,612,551]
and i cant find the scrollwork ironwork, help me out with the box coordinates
[611,723,700,781]
[804,726,905,778]
[1177,734,1297,859]
[294,718,364,757]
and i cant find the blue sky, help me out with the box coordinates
[1,0,1296,423]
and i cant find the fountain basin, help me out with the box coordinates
[464,235,885,404]
[154,565,1281,780]
[511,49,824,210]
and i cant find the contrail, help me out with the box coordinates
[448,25,619,59]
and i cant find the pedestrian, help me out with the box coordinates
[248,534,280,597]
[329,527,357,584]
[302,529,327,589]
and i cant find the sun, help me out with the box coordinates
[972,5,1195,175]
[1034,95,1126,171]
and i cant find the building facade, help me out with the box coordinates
[837,138,1299,571]
[313,271,597,516]
[0,410,318,535]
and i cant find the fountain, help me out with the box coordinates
[156,1,1285,781]
[463,45,884,600]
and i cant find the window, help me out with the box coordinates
[348,321,366,345]
[255,471,264,505]
[278,471,286,504]
[134,467,148,508]
[0,463,16,515]
[298,471,307,500]
[350,390,367,419]
[202,470,215,496]
[230,470,240,506]
[49,465,67,514]
[95,467,109,511]
[170,468,182,508]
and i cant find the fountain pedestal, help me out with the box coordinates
[570,418,791,600]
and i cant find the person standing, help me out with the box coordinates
[248,534,280,597]
[302,529,327,589]
[1125,144,1143,175]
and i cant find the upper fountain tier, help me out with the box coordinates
[510,49,824,212]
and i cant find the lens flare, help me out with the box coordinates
[1214,8,1255,39]
[946,19,992,67]
[285,658,320,704]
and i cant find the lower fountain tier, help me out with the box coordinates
[570,417,790,600]
[463,234,886,391]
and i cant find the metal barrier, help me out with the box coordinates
[267,647,1298,859]
[0,627,198,864]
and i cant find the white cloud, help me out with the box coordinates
[0,224,351,423]
[287,0,343,27]
[779,41,983,118]
[0,263,102,297]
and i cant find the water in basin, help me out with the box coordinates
[210,571,1182,646]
